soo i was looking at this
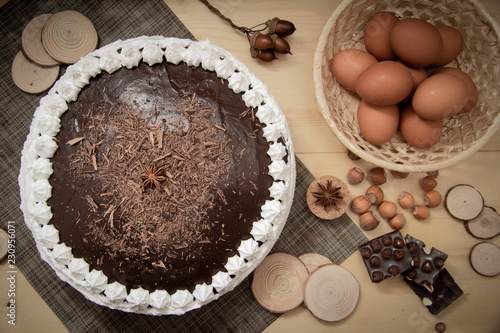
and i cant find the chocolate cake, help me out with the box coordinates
[18,37,295,315]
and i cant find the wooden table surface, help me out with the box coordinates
[1,0,499,332]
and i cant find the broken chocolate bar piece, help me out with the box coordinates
[358,230,413,283]
[404,235,448,291]
[405,268,463,315]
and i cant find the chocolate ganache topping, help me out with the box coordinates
[48,60,273,294]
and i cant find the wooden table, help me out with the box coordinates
[1,0,499,332]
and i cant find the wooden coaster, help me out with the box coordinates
[306,175,350,220]
[445,184,484,221]
[42,10,98,64]
[464,206,500,239]
[469,242,500,277]
[298,253,332,273]
[303,263,359,322]
[21,14,60,67]
[12,51,59,94]
[251,253,309,313]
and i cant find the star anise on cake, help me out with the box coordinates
[139,164,166,189]
[312,180,343,209]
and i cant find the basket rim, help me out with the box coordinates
[313,0,500,173]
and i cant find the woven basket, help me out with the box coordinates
[313,0,500,172]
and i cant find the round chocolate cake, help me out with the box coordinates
[18,37,295,315]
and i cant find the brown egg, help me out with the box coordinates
[412,73,469,120]
[431,67,478,113]
[331,49,378,92]
[356,61,413,106]
[357,99,400,145]
[364,11,399,60]
[390,18,443,67]
[398,61,428,100]
[431,26,464,67]
[400,103,443,149]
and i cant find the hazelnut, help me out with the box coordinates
[389,213,406,230]
[347,167,365,185]
[365,185,384,205]
[382,235,393,246]
[427,170,439,178]
[406,268,417,279]
[424,190,442,208]
[390,170,409,179]
[372,271,384,282]
[393,237,405,248]
[419,175,438,192]
[434,257,445,269]
[398,192,415,209]
[408,243,420,255]
[368,167,386,185]
[370,239,383,253]
[351,195,371,214]
[359,211,380,231]
[413,205,430,220]
[388,266,400,276]
[378,201,397,219]
[347,149,360,160]
[370,256,382,268]
[421,260,434,273]
[382,248,393,259]
[393,249,405,261]
[360,247,372,259]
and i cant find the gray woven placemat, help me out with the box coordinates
[0,0,367,332]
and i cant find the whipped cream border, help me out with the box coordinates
[18,36,296,315]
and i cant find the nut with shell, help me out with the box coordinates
[424,190,442,208]
[368,167,386,185]
[388,213,406,230]
[390,170,409,179]
[347,167,365,185]
[365,185,384,205]
[351,195,372,214]
[359,211,380,231]
[419,175,437,192]
[378,201,397,219]
[413,205,430,220]
[398,192,415,209]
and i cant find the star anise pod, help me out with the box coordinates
[139,164,166,189]
[312,180,343,209]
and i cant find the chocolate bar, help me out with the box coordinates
[358,230,413,283]
[403,235,448,291]
[405,268,463,315]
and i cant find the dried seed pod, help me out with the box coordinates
[254,33,274,49]
[368,167,386,185]
[351,195,371,214]
[347,167,364,185]
[273,36,291,54]
[424,190,442,208]
[365,185,384,205]
[390,170,409,179]
[419,175,437,192]
[257,49,277,62]
[413,205,430,220]
[359,211,380,231]
[389,213,406,230]
[398,192,415,209]
[378,201,397,219]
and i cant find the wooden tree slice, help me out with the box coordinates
[306,175,350,220]
[445,184,484,221]
[469,242,500,277]
[298,252,332,273]
[11,51,59,94]
[465,206,500,239]
[21,14,60,67]
[303,263,359,322]
[251,253,309,313]
[0,226,8,263]
[42,10,98,64]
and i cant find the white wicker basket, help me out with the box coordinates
[314,0,500,172]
